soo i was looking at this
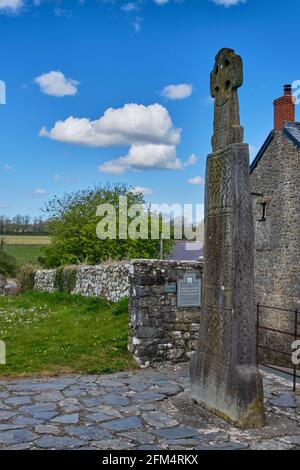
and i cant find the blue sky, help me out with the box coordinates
[0,0,299,219]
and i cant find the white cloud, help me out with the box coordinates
[41,103,180,147]
[0,0,24,13]
[131,186,154,196]
[34,188,47,195]
[188,176,205,186]
[35,71,80,97]
[162,83,193,101]
[99,143,184,174]
[41,102,191,174]
[211,0,246,7]
[3,164,13,171]
[99,145,195,174]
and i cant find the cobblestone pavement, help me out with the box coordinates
[0,364,299,450]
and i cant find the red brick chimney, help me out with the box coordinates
[274,84,295,131]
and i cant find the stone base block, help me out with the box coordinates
[190,355,265,428]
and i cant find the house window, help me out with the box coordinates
[259,202,267,222]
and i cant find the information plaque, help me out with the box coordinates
[177,272,201,308]
[164,282,177,294]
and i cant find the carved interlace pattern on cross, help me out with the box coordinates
[203,149,255,365]
[206,151,234,215]
[205,151,234,302]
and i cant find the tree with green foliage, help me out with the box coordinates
[41,183,173,268]
[0,238,17,277]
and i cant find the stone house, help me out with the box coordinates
[250,85,300,364]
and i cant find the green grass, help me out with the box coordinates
[0,292,136,378]
[1,235,51,267]
[4,245,44,266]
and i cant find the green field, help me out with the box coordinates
[0,292,135,378]
[4,245,44,266]
[1,235,50,266]
[1,235,50,245]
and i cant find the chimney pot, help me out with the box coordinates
[284,84,292,96]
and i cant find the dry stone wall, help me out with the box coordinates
[73,263,130,302]
[34,263,130,303]
[34,269,56,293]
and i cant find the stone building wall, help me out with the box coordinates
[128,260,202,367]
[251,130,300,365]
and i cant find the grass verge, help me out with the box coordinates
[0,291,136,378]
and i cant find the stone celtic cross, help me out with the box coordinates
[191,48,265,428]
[211,48,244,151]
